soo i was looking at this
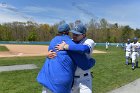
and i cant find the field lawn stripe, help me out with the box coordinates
[0,64,38,72]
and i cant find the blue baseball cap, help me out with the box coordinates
[70,24,87,34]
[58,23,70,32]
[133,37,138,41]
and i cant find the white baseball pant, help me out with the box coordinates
[71,74,92,93]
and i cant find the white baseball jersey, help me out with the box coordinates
[125,43,132,51]
[106,42,109,49]
[131,42,140,63]
[72,38,95,93]
[131,42,140,52]
[74,38,95,76]
[125,43,132,57]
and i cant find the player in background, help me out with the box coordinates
[106,41,109,50]
[124,39,132,65]
[131,37,140,70]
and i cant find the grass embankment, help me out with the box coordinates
[0,46,9,51]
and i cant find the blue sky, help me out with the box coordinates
[0,0,140,29]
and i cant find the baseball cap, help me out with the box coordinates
[58,23,70,32]
[133,37,138,41]
[70,24,87,34]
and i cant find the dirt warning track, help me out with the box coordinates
[0,44,106,57]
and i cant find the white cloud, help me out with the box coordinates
[0,4,33,23]
[74,1,140,29]
[103,2,140,29]
[0,10,27,23]
[1,1,139,29]
[23,6,48,13]
[0,3,91,24]
[0,13,27,23]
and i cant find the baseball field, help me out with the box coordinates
[0,45,140,93]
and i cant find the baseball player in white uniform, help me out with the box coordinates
[131,37,140,70]
[125,39,132,65]
[71,38,94,93]
[64,24,95,93]
[106,42,109,50]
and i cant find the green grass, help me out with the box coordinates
[0,56,46,93]
[0,46,140,93]
[0,56,45,67]
[92,46,140,93]
[0,70,42,93]
[0,46,9,51]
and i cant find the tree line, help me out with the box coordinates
[0,18,140,43]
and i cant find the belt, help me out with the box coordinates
[74,73,89,78]
[126,51,131,52]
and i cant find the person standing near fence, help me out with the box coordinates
[124,39,132,65]
[106,41,109,50]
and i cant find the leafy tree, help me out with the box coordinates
[121,25,133,42]
[134,28,140,38]
[27,32,37,41]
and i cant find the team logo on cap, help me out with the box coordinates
[75,26,78,31]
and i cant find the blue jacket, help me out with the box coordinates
[37,35,95,93]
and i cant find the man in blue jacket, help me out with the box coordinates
[37,23,95,93]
